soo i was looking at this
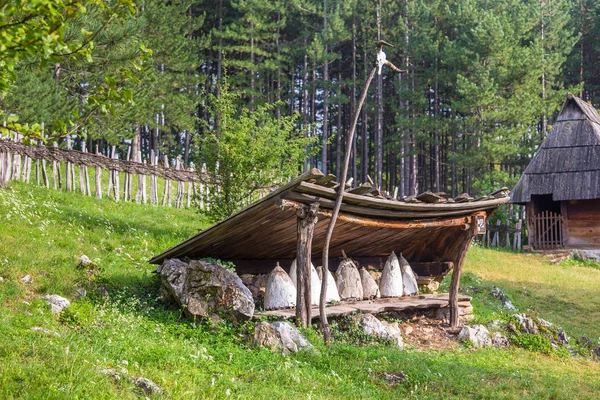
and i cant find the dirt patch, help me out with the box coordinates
[399,316,460,350]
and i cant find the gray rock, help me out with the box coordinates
[594,347,600,357]
[157,258,254,323]
[133,377,163,395]
[74,287,87,299]
[43,294,71,314]
[99,368,122,381]
[99,368,162,395]
[458,325,491,347]
[574,250,600,263]
[253,321,313,354]
[514,314,539,334]
[20,274,32,284]
[0,276,4,282]
[79,254,92,267]
[491,332,509,348]
[557,328,569,345]
[335,258,363,301]
[360,314,404,347]
[491,286,518,312]
[29,327,61,337]
[487,320,505,330]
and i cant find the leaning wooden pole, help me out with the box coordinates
[449,217,478,328]
[319,66,377,345]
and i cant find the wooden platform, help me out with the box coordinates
[257,293,472,320]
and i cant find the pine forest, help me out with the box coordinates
[3,0,600,213]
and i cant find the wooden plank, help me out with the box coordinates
[283,191,502,219]
[257,294,471,320]
[295,181,509,212]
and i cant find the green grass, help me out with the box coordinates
[465,244,600,339]
[1,182,599,399]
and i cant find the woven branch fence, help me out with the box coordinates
[0,137,208,209]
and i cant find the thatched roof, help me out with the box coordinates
[511,94,600,204]
[150,170,508,274]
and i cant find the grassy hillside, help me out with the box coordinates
[1,182,599,399]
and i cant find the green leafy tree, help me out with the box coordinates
[198,83,317,221]
[0,0,137,141]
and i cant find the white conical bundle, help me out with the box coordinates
[398,253,419,296]
[379,252,403,298]
[359,267,380,299]
[316,266,341,303]
[264,265,297,310]
[289,259,321,306]
[335,258,363,300]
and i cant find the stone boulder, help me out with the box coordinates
[335,258,363,301]
[253,321,313,354]
[360,314,403,347]
[513,314,539,335]
[264,266,297,310]
[398,253,419,296]
[458,325,492,347]
[359,267,380,299]
[574,250,600,263]
[379,252,403,298]
[156,258,254,323]
[491,286,518,312]
[316,266,341,303]
[43,294,70,314]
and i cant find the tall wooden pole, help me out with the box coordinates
[319,66,377,345]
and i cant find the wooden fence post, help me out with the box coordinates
[95,145,102,199]
[150,150,158,205]
[161,155,170,207]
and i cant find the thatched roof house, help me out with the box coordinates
[511,94,600,249]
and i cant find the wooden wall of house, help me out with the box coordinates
[562,199,600,248]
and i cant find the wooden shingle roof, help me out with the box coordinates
[510,94,600,204]
[150,170,508,273]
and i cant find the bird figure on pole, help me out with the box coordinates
[376,40,407,75]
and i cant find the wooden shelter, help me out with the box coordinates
[150,169,508,326]
[511,94,600,249]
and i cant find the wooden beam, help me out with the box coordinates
[449,217,478,328]
[296,202,319,328]
[280,198,472,229]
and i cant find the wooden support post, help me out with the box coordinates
[295,202,319,328]
[449,217,478,328]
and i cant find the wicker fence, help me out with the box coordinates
[0,137,208,209]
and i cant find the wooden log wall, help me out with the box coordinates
[0,136,209,209]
